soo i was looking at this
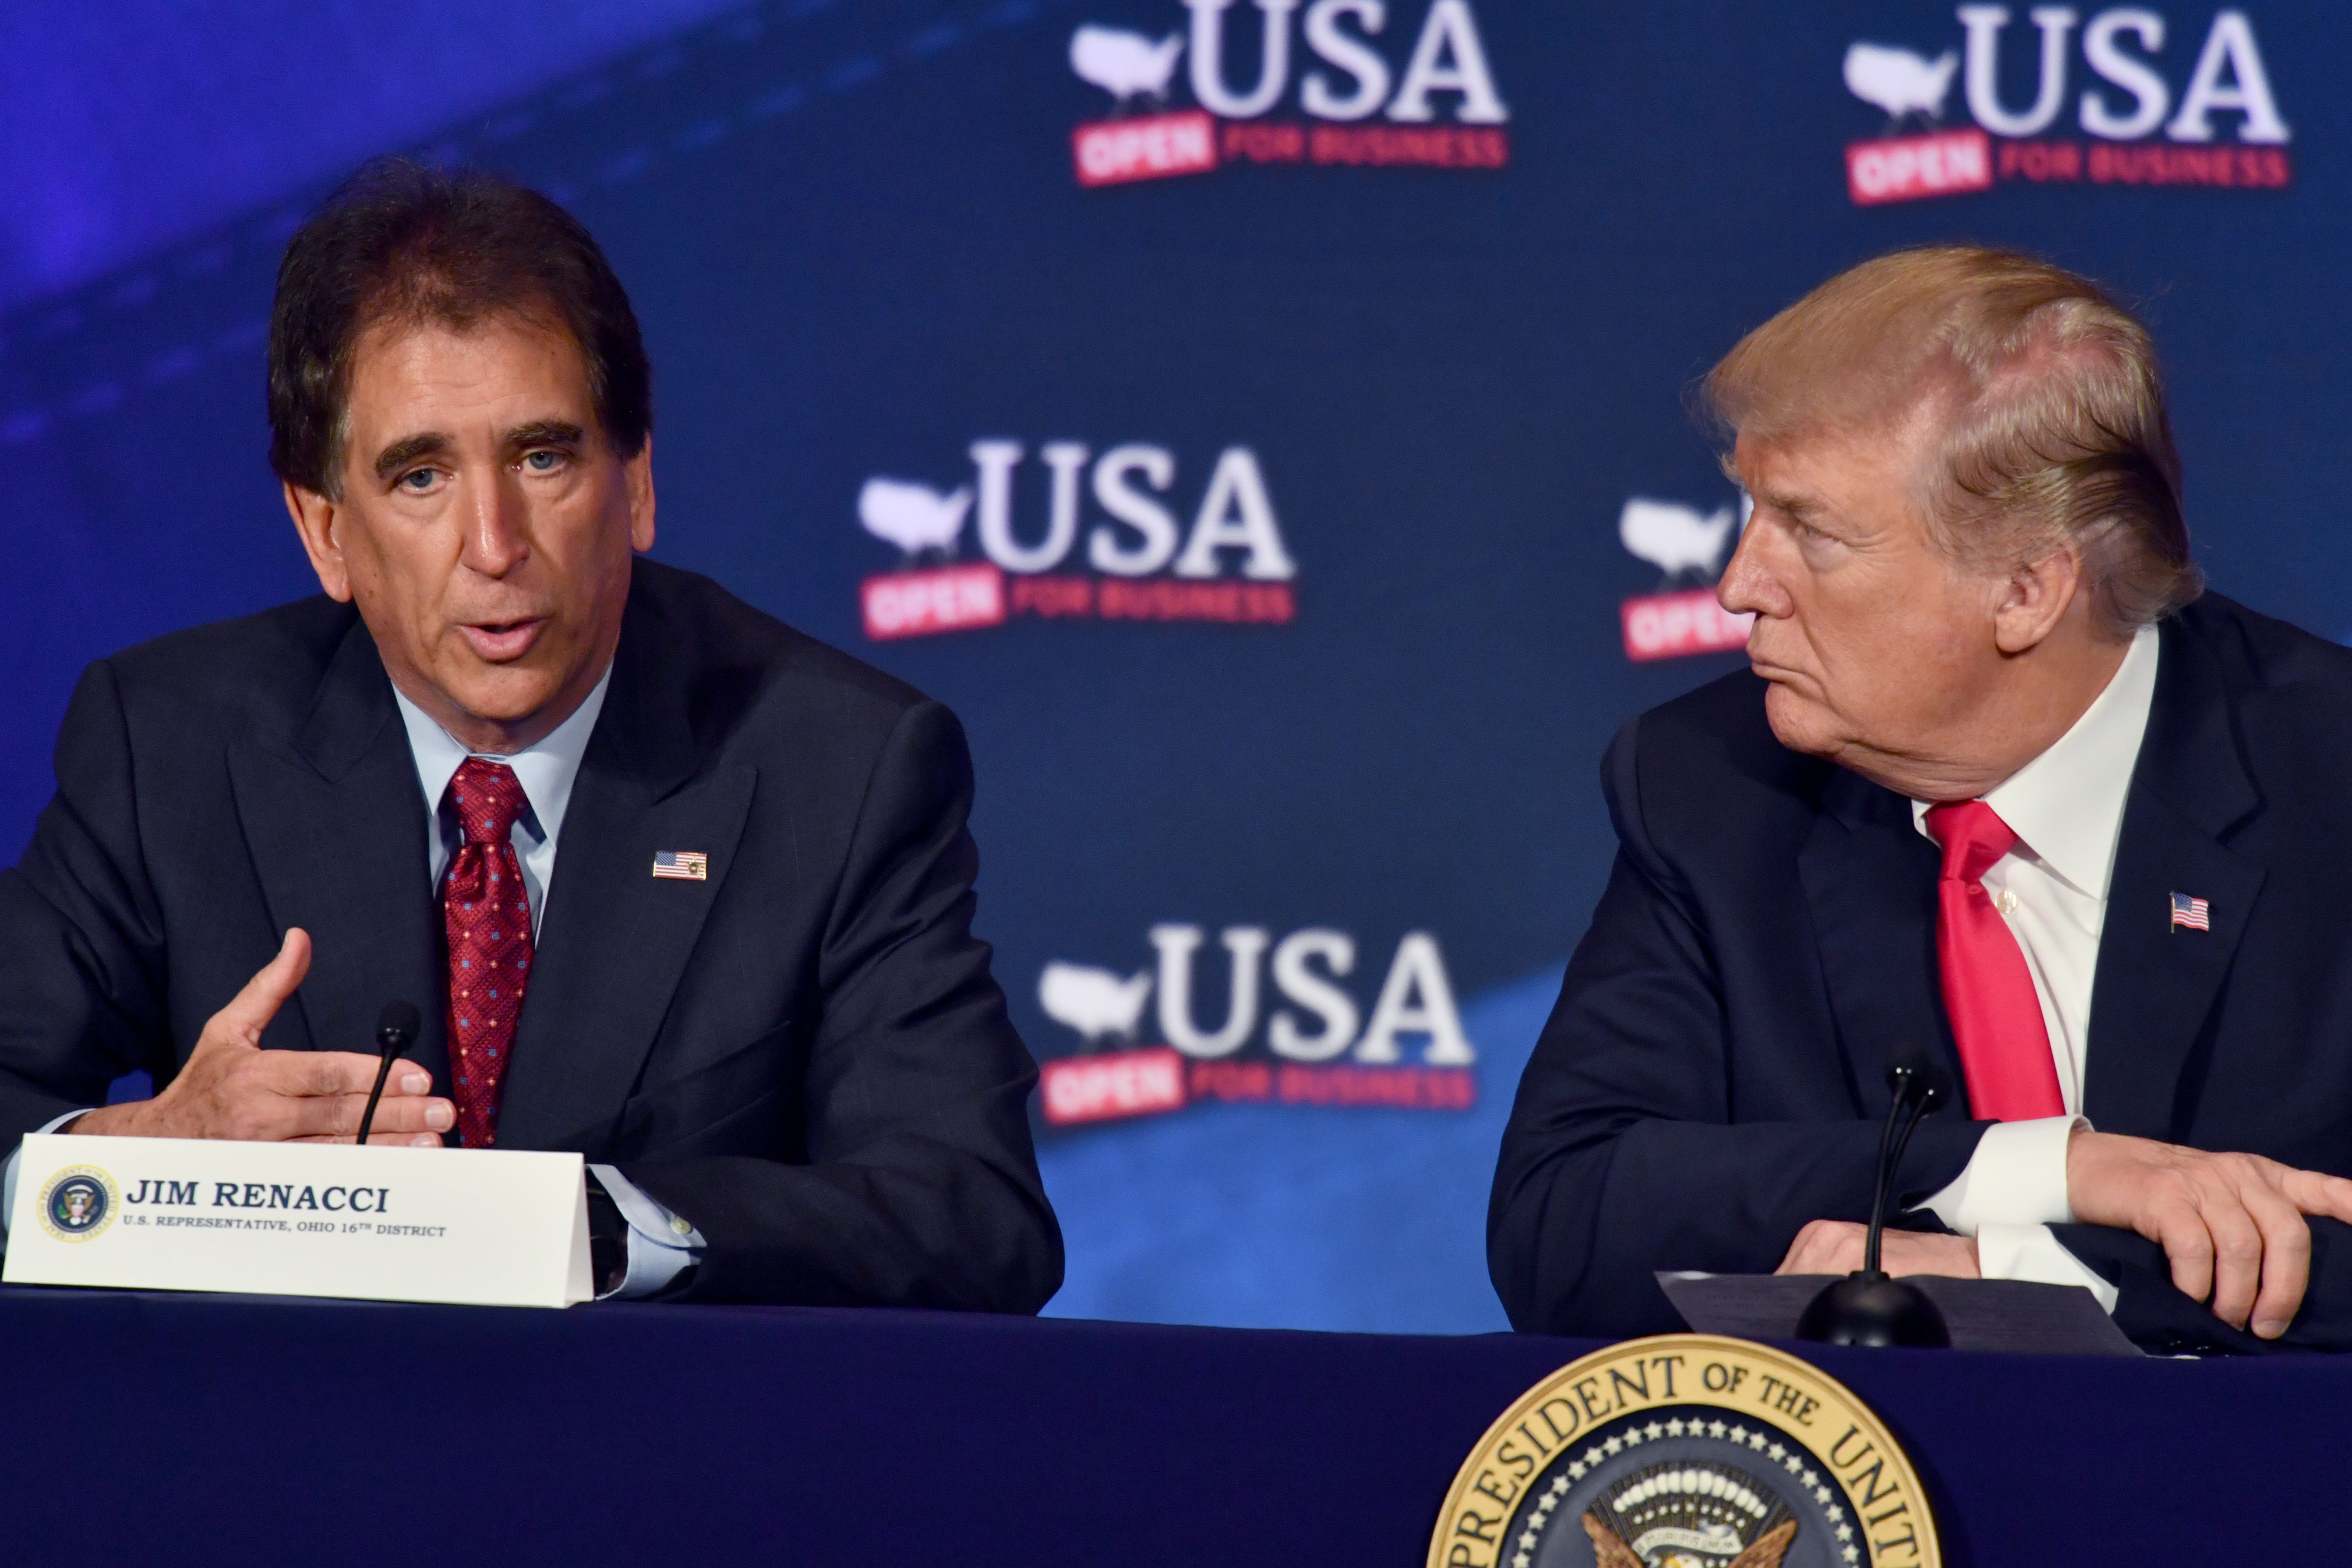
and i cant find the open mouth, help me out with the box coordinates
[459,618,546,662]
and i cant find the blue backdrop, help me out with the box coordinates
[2,0,2340,1332]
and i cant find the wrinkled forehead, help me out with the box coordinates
[1731,394,1946,509]
[335,310,595,454]
[348,305,586,398]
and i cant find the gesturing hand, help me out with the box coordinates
[71,928,454,1146]
[2067,1130,2352,1340]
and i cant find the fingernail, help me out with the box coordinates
[402,1072,430,1094]
[411,1133,439,1148]
[425,1104,454,1131]
[2255,1318,2286,1339]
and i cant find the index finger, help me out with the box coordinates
[263,1050,433,1100]
[2276,1166,2352,1228]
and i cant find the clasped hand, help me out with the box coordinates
[70,929,454,1146]
[1775,1129,2352,1340]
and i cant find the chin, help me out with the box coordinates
[441,668,569,730]
[1760,683,1841,761]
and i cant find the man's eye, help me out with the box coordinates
[399,469,437,492]
[523,450,564,472]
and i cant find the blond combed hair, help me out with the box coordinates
[1703,245,2200,640]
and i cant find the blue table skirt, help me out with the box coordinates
[0,1286,2331,1565]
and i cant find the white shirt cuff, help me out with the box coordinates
[587,1163,705,1300]
[1977,1221,2120,1313]
[1919,1115,2081,1236]
[0,1110,96,1242]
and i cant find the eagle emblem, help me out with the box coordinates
[1579,1459,1798,1568]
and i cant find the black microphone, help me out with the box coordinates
[1796,1044,1955,1348]
[1864,1045,1952,1274]
[354,1000,422,1149]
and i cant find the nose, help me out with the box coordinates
[1715,520,1788,621]
[457,468,531,579]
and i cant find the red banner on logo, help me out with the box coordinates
[1040,1047,1188,1127]
[1846,129,1992,205]
[1073,111,1218,187]
[1621,588,1752,662]
[862,564,1005,640]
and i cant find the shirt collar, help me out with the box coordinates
[1911,622,2161,900]
[392,664,613,847]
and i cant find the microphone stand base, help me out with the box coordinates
[1794,1271,1952,1349]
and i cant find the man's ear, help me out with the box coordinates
[625,434,656,554]
[283,481,354,603]
[1992,543,2084,656]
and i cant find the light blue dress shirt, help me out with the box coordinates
[394,669,703,1299]
[3,664,704,1302]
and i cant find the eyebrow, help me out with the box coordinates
[370,420,587,485]
[373,431,451,482]
[504,420,585,455]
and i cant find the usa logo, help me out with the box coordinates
[857,439,1299,640]
[1067,0,1509,188]
[1032,924,1476,1127]
[1842,6,2292,205]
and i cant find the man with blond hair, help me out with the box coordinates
[1492,245,2352,1353]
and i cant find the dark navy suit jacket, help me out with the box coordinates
[0,558,1062,1311]
[1491,592,2352,1353]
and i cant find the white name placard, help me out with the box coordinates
[2,1135,591,1308]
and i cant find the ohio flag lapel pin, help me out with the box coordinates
[2170,891,2211,932]
[652,850,709,882]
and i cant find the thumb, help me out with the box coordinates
[210,928,313,1048]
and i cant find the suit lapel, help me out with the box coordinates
[1797,766,1963,1116]
[226,615,446,1078]
[491,593,757,1153]
[2085,617,2265,1138]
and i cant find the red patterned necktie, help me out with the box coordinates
[443,758,536,1148]
[1923,800,2065,1121]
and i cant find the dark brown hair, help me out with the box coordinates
[267,159,652,496]
[1704,245,2198,639]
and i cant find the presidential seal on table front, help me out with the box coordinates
[37,1166,118,1243]
[1430,1335,1936,1568]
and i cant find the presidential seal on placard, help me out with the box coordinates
[37,1165,119,1243]
[1429,1335,1936,1568]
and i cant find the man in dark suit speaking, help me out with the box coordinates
[0,161,1062,1309]
[1492,247,2352,1353]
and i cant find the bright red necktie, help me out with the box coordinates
[443,759,536,1148]
[1923,801,2065,1121]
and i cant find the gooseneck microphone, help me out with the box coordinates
[1865,1045,1952,1274]
[354,1000,422,1149]
[1796,1044,1956,1349]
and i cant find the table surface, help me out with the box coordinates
[0,1285,2333,1566]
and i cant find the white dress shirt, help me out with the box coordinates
[1912,622,2163,1311]
[3,667,704,1301]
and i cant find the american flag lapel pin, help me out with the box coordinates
[652,850,709,882]
[2170,891,2211,932]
